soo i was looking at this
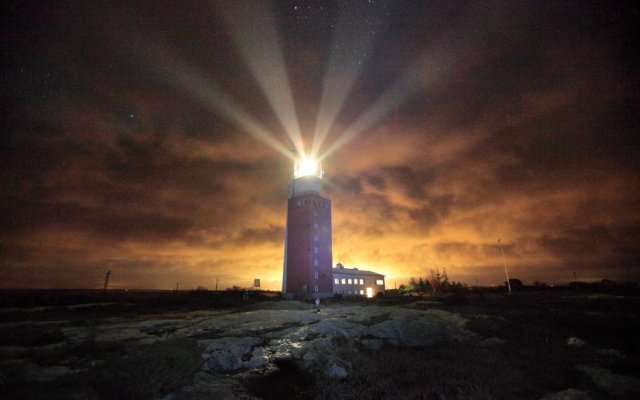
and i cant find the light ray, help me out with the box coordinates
[158,59,295,160]
[218,0,304,157]
[108,18,294,160]
[319,71,421,162]
[311,1,388,157]
[319,24,483,162]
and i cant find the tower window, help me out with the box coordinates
[348,278,352,284]
[314,259,319,266]
[334,278,339,284]
[314,234,318,241]
[314,285,318,292]
[313,223,319,229]
[341,278,346,284]
[314,247,318,254]
[314,272,318,279]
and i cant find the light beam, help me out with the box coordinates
[107,17,294,160]
[311,1,388,157]
[218,0,304,157]
[318,23,484,162]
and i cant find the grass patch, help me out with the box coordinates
[0,323,66,347]
[245,358,314,400]
[88,338,202,400]
[310,342,586,400]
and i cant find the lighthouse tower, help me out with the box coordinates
[282,157,333,298]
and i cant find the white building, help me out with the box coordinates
[332,263,385,298]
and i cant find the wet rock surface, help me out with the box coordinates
[2,294,639,400]
[0,302,475,399]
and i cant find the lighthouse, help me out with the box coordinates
[282,157,333,298]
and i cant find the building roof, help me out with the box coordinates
[332,267,384,277]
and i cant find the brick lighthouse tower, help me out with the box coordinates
[282,157,333,298]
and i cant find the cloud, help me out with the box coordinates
[1,1,638,289]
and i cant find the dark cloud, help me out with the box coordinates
[538,223,640,268]
[234,226,285,246]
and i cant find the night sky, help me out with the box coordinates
[2,0,639,290]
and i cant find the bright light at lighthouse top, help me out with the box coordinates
[294,157,323,179]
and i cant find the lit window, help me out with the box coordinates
[376,279,384,285]
[341,278,346,284]
[348,278,352,284]
[314,285,318,292]
[348,290,352,294]
[314,247,318,253]
[359,279,364,285]
[334,278,339,284]
[314,259,319,266]
[360,290,364,295]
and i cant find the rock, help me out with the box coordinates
[361,339,384,350]
[369,316,450,346]
[595,348,624,360]
[540,388,593,400]
[200,337,262,372]
[566,337,587,348]
[243,346,268,369]
[30,341,69,359]
[577,365,640,396]
[178,309,322,338]
[302,351,317,361]
[326,363,348,379]
[93,326,155,344]
[174,371,260,400]
[20,362,77,382]
[480,337,506,347]
[0,345,29,359]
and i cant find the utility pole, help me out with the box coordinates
[215,276,219,292]
[176,282,179,291]
[103,270,111,294]
[498,239,512,293]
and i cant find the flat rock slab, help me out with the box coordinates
[540,388,593,400]
[576,365,640,396]
[1,303,477,397]
[189,305,475,375]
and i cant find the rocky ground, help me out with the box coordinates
[1,292,639,399]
